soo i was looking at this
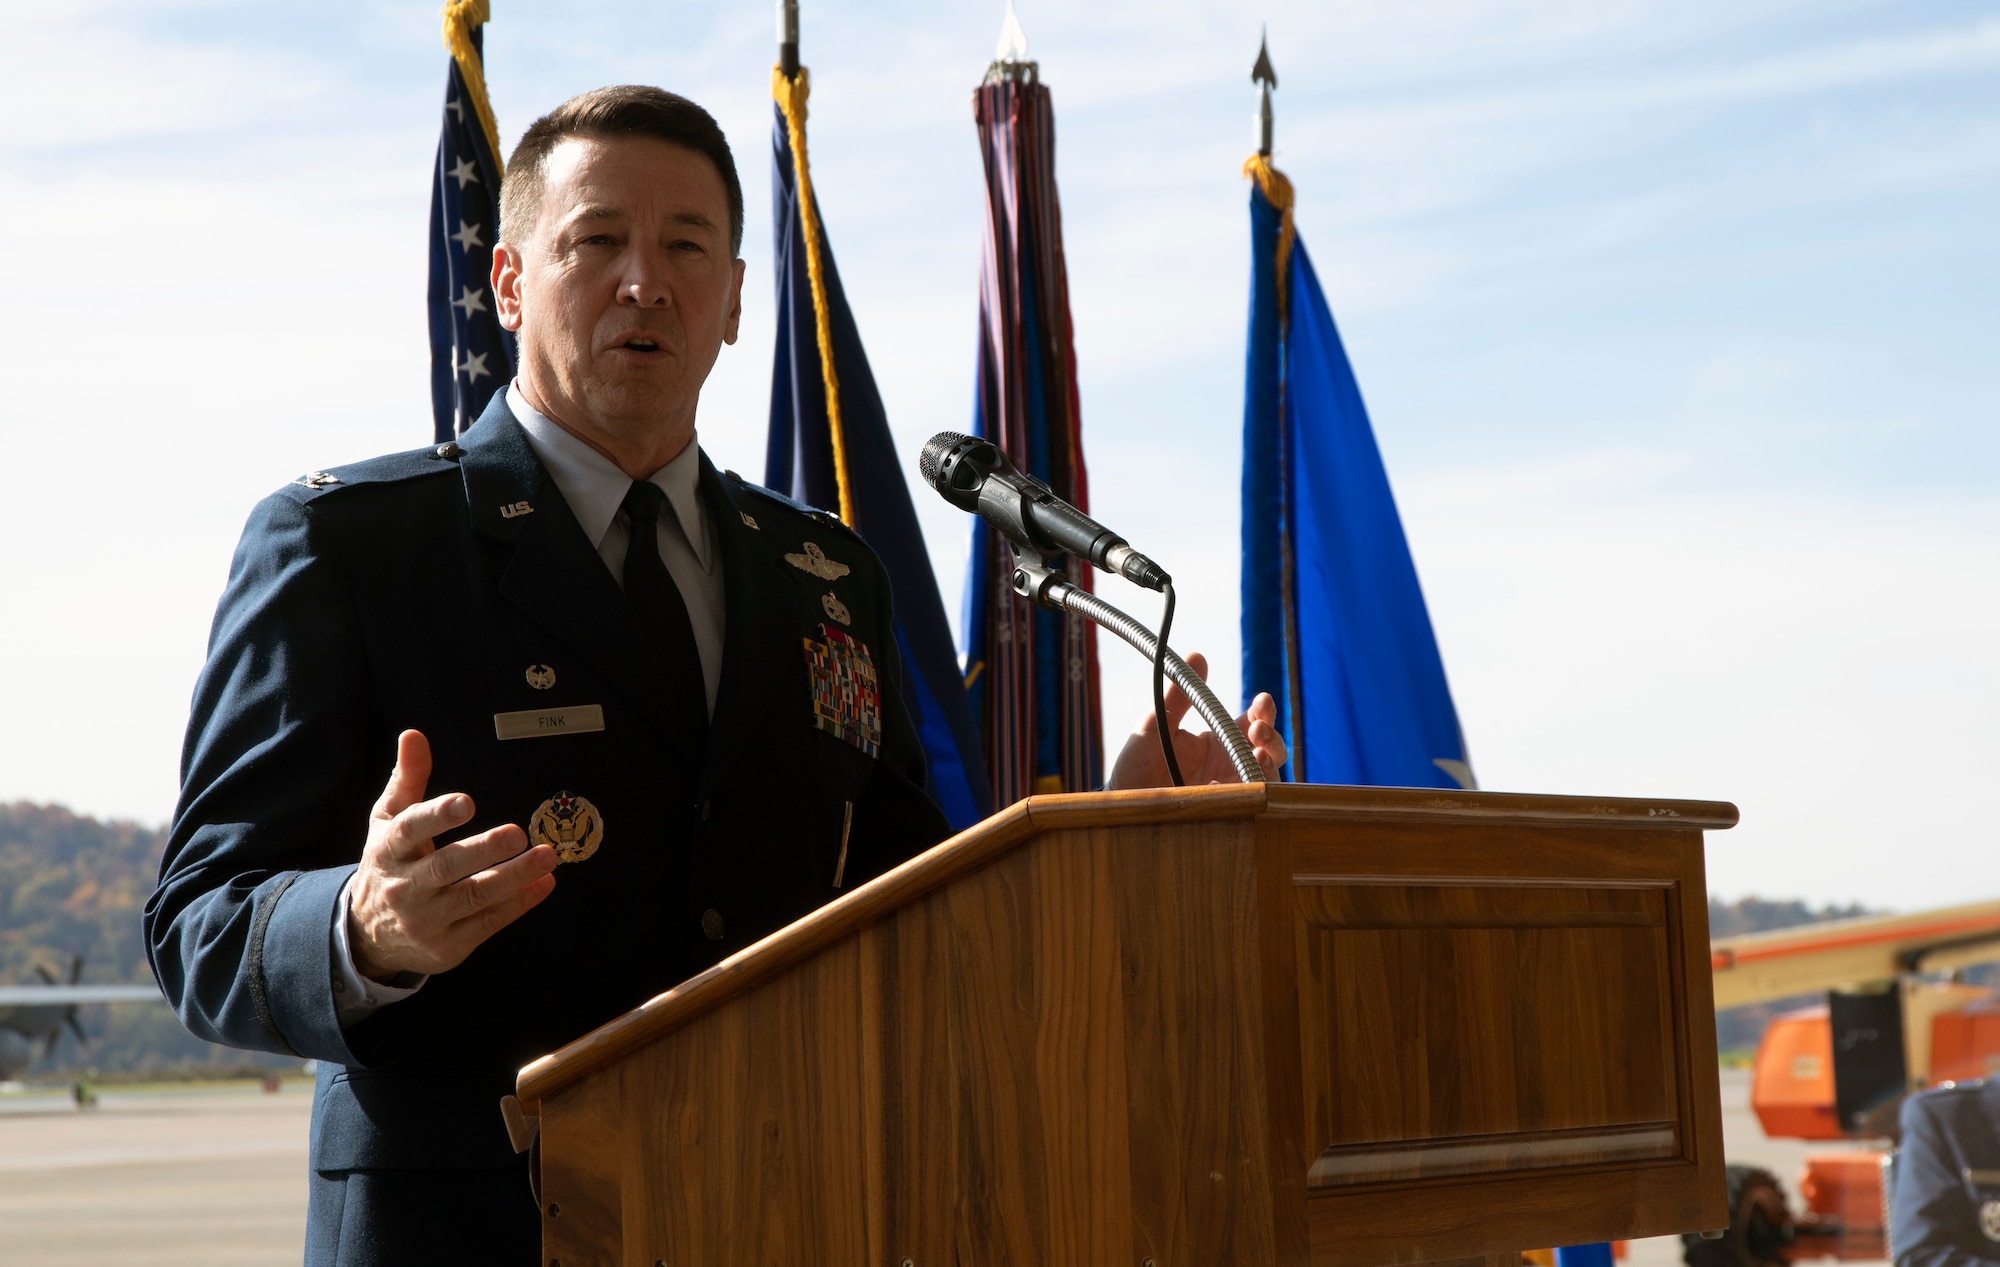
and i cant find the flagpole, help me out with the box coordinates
[777,0,798,78]
[771,0,856,524]
[1242,32,1306,777]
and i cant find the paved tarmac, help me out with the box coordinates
[0,1067,1891,1265]
[0,1080,309,1266]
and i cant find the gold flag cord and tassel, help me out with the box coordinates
[1242,153,1295,324]
[773,67,856,527]
[1243,151,1306,773]
[442,0,505,177]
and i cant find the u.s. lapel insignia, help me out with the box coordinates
[530,791,603,864]
[740,511,760,530]
[1981,1200,2000,1242]
[785,541,851,581]
[802,625,882,757]
[820,592,852,625]
[525,664,556,690]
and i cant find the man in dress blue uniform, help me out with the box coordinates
[1893,1078,2000,1267]
[144,85,1283,1265]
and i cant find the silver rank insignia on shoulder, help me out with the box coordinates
[297,471,340,488]
[1982,1201,2000,1242]
[785,540,850,580]
[525,664,556,690]
[739,511,760,530]
[821,592,852,625]
[531,791,603,864]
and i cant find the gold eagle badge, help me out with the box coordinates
[530,791,603,864]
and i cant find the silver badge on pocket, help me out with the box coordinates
[1981,1200,2000,1242]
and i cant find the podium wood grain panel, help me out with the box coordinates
[525,784,1735,1266]
[1112,821,1279,1265]
[1297,883,1677,1152]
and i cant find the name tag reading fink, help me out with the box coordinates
[493,705,605,741]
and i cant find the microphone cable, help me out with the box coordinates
[1153,580,1185,787]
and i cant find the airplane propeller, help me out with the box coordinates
[33,955,89,1060]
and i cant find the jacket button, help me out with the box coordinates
[701,909,725,941]
[433,441,462,460]
[699,799,711,821]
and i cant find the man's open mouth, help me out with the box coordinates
[622,337,660,351]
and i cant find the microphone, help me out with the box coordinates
[918,431,1169,591]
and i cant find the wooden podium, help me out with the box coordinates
[514,783,1734,1266]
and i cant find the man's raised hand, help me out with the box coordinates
[346,730,559,983]
[1106,652,1288,790]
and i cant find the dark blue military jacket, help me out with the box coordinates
[144,395,950,1258]
[1894,1078,2000,1267]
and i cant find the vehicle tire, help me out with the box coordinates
[1682,1164,1794,1267]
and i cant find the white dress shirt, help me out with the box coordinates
[331,383,729,1027]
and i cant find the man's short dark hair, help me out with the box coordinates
[501,85,744,256]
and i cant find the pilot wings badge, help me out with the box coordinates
[784,541,850,581]
[530,791,604,864]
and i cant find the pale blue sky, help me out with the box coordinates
[1,0,1993,907]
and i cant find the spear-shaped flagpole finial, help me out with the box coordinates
[1252,27,1277,157]
[997,0,1029,62]
[778,0,800,77]
[986,0,1038,84]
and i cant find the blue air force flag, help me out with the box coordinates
[1240,161,1474,790]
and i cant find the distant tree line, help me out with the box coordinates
[0,802,295,1078]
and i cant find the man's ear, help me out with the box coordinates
[493,241,525,333]
[722,257,746,346]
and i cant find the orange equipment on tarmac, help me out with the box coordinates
[1700,899,2000,1266]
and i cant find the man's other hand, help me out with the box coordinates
[347,730,559,983]
[1106,652,1288,790]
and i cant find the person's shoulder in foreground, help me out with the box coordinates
[1894,1078,2000,1267]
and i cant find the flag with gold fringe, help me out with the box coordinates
[1239,41,1473,790]
[961,25,1103,805]
[428,0,515,441]
[767,62,992,831]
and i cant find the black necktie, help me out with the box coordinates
[620,480,708,739]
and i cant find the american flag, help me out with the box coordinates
[427,9,515,442]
